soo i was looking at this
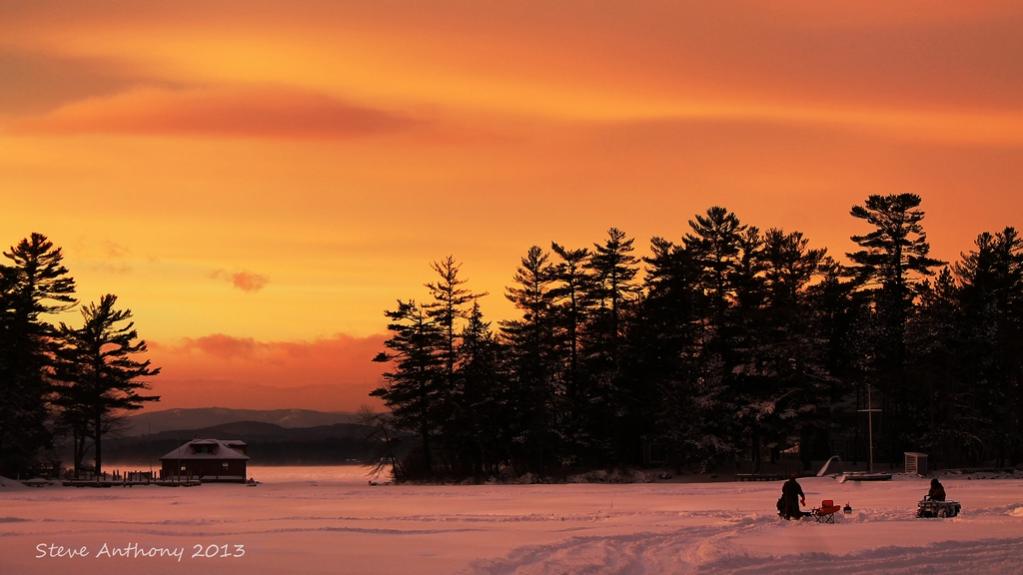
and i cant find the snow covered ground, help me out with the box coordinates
[2,468,1022,574]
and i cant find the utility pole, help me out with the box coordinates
[858,384,882,472]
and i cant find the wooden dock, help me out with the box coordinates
[736,473,788,481]
[155,479,202,487]
[839,472,892,482]
[62,478,201,488]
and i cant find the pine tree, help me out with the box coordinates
[906,269,980,465]
[955,228,1023,464]
[732,227,766,318]
[806,255,869,463]
[586,228,639,363]
[846,194,943,460]
[0,233,76,475]
[583,228,640,462]
[501,246,558,473]
[752,229,829,470]
[729,226,768,469]
[51,345,92,475]
[454,301,506,477]
[372,300,444,476]
[763,230,826,310]
[425,256,483,386]
[685,207,745,324]
[550,242,593,454]
[424,256,484,470]
[631,237,702,468]
[683,208,749,465]
[55,295,159,476]
[550,243,592,411]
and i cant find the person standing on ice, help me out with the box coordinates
[927,478,946,501]
[779,474,806,520]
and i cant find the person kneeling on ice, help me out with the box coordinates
[777,474,806,520]
[926,478,946,501]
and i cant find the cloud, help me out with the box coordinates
[182,334,261,358]
[11,86,413,139]
[211,269,268,292]
[228,271,268,292]
[0,49,154,116]
[149,333,389,411]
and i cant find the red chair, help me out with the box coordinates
[812,499,842,523]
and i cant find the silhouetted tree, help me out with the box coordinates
[586,228,639,362]
[452,301,507,476]
[906,269,979,465]
[425,256,483,386]
[806,256,868,462]
[954,228,1023,465]
[502,246,559,473]
[629,237,702,468]
[550,242,592,427]
[683,208,750,465]
[372,300,444,476]
[424,256,485,471]
[685,207,745,325]
[728,226,768,469]
[846,193,943,462]
[55,295,159,476]
[0,233,76,475]
[51,348,92,475]
[583,228,640,461]
[749,229,829,471]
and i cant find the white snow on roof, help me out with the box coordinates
[160,439,250,460]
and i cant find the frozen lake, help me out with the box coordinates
[247,465,389,483]
[2,472,1022,574]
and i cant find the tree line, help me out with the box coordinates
[0,233,159,478]
[371,194,1023,480]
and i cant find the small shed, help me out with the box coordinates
[904,452,928,475]
[160,439,249,483]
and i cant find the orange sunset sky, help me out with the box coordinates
[2,1,1022,412]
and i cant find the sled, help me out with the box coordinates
[916,498,961,518]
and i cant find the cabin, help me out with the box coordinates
[160,439,249,483]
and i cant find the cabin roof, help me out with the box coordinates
[160,438,250,461]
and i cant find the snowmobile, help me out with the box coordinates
[916,497,961,518]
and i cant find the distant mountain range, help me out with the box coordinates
[66,408,405,466]
[130,420,374,441]
[102,419,384,465]
[120,407,364,436]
